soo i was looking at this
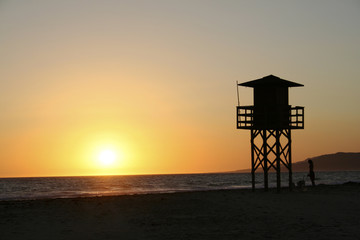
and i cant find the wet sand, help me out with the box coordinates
[1,183,359,240]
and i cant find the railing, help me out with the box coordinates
[237,105,304,130]
[289,106,304,129]
[236,106,254,129]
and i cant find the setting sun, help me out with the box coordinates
[82,134,133,175]
[98,149,117,167]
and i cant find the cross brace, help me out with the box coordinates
[250,129,292,191]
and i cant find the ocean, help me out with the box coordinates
[1,171,360,201]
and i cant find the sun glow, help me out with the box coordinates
[98,149,117,167]
[78,132,135,175]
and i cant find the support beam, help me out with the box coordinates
[288,129,293,191]
[276,130,281,192]
[251,130,256,191]
[263,130,268,191]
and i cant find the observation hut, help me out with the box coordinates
[236,75,304,191]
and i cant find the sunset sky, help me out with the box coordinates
[1,1,359,177]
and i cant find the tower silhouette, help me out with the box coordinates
[236,75,304,191]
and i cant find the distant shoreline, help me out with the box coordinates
[232,152,360,173]
[229,169,360,173]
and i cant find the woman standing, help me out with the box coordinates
[308,159,315,186]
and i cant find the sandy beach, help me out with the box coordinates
[1,183,359,240]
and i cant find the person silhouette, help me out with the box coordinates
[308,159,315,186]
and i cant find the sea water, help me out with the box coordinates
[0,171,359,201]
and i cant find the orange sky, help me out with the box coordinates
[1,1,359,177]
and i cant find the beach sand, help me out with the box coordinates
[1,183,359,240]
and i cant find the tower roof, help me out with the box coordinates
[238,75,303,88]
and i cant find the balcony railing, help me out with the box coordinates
[236,106,254,129]
[237,105,304,130]
[289,106,304,129]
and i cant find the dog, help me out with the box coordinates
[297,176,306,188]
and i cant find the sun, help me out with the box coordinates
[98,149,117,166]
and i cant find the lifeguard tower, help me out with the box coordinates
[236,75,304,191]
